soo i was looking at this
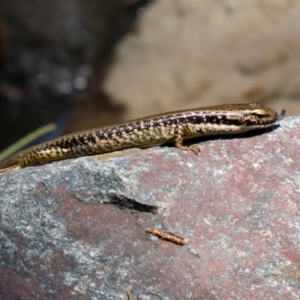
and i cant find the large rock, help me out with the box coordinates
[0,116,299,299]
[103,0,300,120]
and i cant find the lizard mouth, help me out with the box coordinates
[277,109,286,121]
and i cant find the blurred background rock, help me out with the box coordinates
[0,0,298,152]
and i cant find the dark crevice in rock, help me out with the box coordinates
[107,193,158,214]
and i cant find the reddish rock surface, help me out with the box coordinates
[0,117,299,299]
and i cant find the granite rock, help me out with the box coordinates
[0,117,299,299]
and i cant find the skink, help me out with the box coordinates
[0,102,285,173]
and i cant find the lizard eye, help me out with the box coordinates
[255,113,267,118]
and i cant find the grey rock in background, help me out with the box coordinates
[103,0,300,120]
[0,117,299,299]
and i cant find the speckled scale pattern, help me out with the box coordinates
[0,102,284,173]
